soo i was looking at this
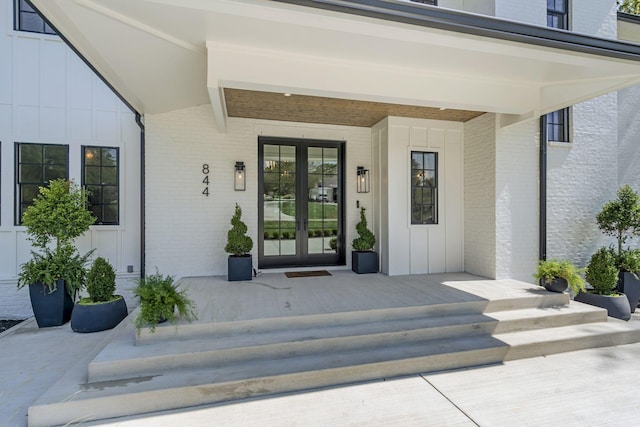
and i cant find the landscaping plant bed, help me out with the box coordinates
[0,319,24,333]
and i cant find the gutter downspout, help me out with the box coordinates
[539,115,547,262]
[135,113,146,279]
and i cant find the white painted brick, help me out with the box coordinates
[144,106,372,278]
[464,113,496,279]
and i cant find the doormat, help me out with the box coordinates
[285,270,332,278]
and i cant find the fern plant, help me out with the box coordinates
[533,259,585,294]
[133,271,197,334]
[225,203,253,256]
[352,207,376,252]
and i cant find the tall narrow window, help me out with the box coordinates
[14,0,56,35]
[547,0,568,30]
[546,0,570,142]
[83,146,119,225]
[16,143,68,224]
[411,151,438,225]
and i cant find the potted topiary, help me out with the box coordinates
[225,203,253,281]
[617,248,640,312]
[533,259,585,294]
[133,271,197,334]
[576,247,631,321]
[70,257,128,333]
[596,184,640,312]
[17,179,95,327]
[351,207,378,274]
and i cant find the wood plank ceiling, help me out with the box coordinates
[224,89,485,127]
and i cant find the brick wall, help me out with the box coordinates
[145,105,372,278]
[463,113,496,279]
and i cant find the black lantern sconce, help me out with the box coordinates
[357,166,370,193]
[234,161,246,191]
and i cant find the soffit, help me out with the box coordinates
[30,0,640,131]
[225,89,484,126]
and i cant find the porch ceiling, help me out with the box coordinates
[225,89,484,127]
[30,0,640,132]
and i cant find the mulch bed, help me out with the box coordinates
[0,319,25,334]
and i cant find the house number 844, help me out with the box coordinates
[202,164,210,196]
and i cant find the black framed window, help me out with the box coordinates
[14,0,56,35]
[411,151,438,225]
[16,143,68,224]
[546,108,570,142]
[82,146,119,225]
[547,0,568,30]
[546,1,570,142]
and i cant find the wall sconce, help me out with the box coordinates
[357,166,370,193]
[234,161,246,191]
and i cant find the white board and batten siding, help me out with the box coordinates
[373,117,464,276]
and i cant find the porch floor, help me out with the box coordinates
[180,271,547,324]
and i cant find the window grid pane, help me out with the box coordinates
[83,146,119,225]
[15,0,56,34]
[411,151,438,225]
[16,143,68,224]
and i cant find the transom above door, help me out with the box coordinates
[258,137,345,269]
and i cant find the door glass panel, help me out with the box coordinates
[308,147,338,254]
[263,144,296,256]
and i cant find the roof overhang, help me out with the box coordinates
[30,0,640,132]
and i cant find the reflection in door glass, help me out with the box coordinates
[308,147,338,255]
[263,145,296,256]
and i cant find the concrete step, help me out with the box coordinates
[29,315,640,427]
[88,301,603,383]
[136,291,569,344]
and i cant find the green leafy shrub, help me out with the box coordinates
[224,204,253,256]
[596,184,640,256]
[314,230,323,237]
[85,257,116,303]
[264,232,269,240]
[332,229,337,236]
[272,231,280,239]
[352,207,376,252]
[585,247,619,295]
[17,179,95,297]
[282,231,290,239]
[533,259,585,294]
[618,248,640,277]
[133,271,197,334]
[324,230,331,237]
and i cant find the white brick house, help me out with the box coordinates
[4,0,640,318]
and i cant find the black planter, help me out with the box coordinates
[352,251,378,274]
[575,292,631,321]
[618,272,640,314]
[28,280,74,328]
[543,277,568,293]
[228,255,253,281]
[70,296,128,333]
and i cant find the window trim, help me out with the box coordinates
[409,149,439,226]
[15,142,69,225]
[82,145,120,225]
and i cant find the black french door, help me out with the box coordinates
[258,137,345,268]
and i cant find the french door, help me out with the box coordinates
[258,137,345,268]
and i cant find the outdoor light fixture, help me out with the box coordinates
[234,161,246,191]
[357,166,370,193]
